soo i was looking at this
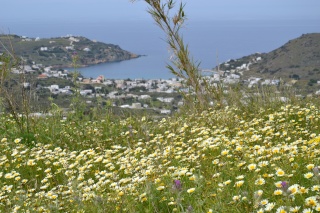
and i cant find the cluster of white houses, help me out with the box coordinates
[9,56,320,114]
[21,35,91,54]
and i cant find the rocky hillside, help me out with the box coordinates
[0,34,140,68]
[219,33,320,88]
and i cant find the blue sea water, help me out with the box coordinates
[2,19,320,79]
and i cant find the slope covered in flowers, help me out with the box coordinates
[1,104,320,212]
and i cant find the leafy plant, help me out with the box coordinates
[0,38,37,146]
[131,0,216,109]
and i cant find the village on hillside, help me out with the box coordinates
[10,51,320,116]
[2,33,320,115]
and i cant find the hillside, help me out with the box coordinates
[0,34,140,68]
[1,101,320,212]
[219,33,320,89]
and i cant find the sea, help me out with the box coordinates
[2,19,320,79]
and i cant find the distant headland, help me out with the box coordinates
[0,34,141,68]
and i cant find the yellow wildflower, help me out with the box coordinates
[187,188,195,193]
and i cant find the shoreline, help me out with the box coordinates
[53,54,144,70]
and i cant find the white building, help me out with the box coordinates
[23,82,30,88]
[157,97,175,103]
[132,103,142,109]
[44,67,52,72]
[49,85,59,93]
[103,80,114,86]
[69,37,80,42]
[80,89,93,96]
[139,95,151,100]
[160,109,171,114]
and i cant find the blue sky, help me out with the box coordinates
[1,0,320,25]
[1,0,319,78]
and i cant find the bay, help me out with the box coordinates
[78,19,320,79]
[2,19,320,79]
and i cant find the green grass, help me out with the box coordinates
[2,3,320,211]
[1,98,320,212]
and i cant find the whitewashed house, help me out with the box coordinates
[80,89,93,96]
[160,109,171,114]
[49,85,59,93]
[66,46,74,50]
[139,95,151,100]
[132,103,142,109]
[23,82,30,88]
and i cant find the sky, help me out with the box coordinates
[0,0,319,78]
[1,0,320,26]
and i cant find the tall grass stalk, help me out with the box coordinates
[131,0,216,109]
[0,38,38,145]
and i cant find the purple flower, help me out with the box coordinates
[173,180,182,191]
[313,166,319,175]
[281,181,288,188]
[187,205,193,212]
[281,181,289,194]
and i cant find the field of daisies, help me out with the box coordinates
[1,102,320,212]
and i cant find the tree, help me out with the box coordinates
[308,79,317,86]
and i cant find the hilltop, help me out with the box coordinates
[219,33,320,90]
[0,34,140,68]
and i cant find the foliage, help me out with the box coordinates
[1,102,320,212]
[308,79,317,86]
[131,0,219,109]
[0,47,38,145]
[0,34,138,67]
[1,1,320,212]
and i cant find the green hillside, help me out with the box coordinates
[0,34,140,68]
[219,33,320,91]
[1,100,320,212]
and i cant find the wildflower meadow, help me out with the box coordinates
[1,103,320,212]
[1,0,319,212]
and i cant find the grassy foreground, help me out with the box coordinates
[1,103,320,212]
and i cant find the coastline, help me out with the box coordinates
[54,54,143,69]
